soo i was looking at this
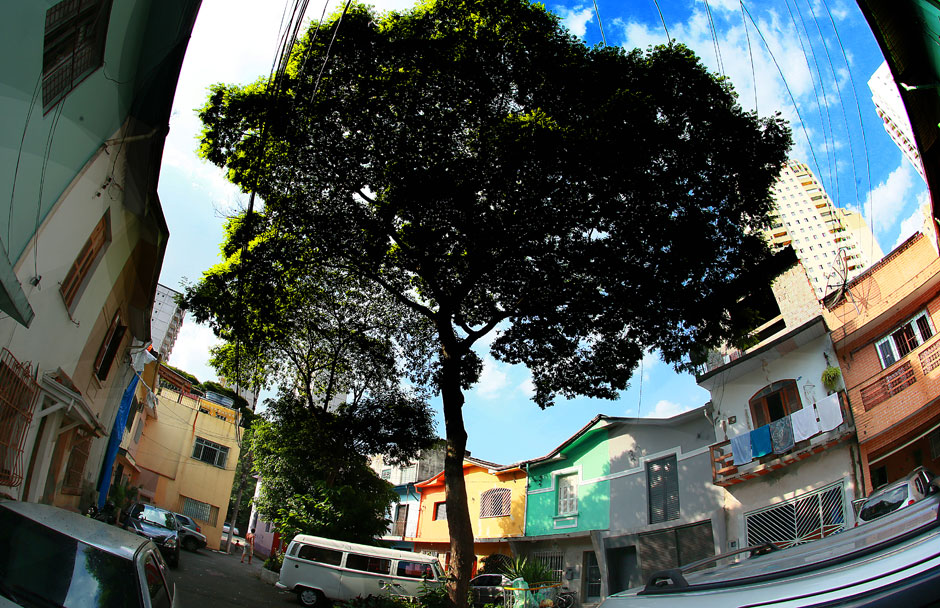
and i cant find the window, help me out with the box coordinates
[43,0,113,111]
[532,551,563,581]
[180,496,218,526]
[191,436,229,468]
[875,310,935,369]
[94,311,126,382]
[346,554,391,574]
[748,380,802,428]
[62,430,91,494]
[393,504,408,536]
[60,210,110,311]
[480,487,511,518]
[397,560,434,579]
[144,553,171,608]
[296,544,343,566]
[0,349,39,487]
[647,455,679,524]
[557,474,577,515]
[433,501,447,521]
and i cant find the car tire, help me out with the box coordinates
[183,537,199,552]
[298,588,326,607]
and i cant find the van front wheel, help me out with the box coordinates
[298,588,325,607]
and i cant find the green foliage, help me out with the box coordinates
[417,577,452,608]
[249,390,434,543]
[821,366,842,392]
[499,557,554,585]
[263,551,284,573]
[337,595,411,608]
[163,364,199,386]
[480,553,512,575]
[107,480,139,511]
[195,0,791,603]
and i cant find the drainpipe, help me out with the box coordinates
[521,463,529,558]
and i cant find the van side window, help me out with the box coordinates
[346,554,391,574]
[297,544,343,566]
[397,561,434,579]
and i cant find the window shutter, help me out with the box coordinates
[647,455,679,524]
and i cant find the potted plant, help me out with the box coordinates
[821,366,842,393]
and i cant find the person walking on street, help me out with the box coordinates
[241,529,255,564]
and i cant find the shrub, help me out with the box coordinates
[263,551,283,573]
[499,556,554,585]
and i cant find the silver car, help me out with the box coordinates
[856,466,936,525]
[0,499,177,607]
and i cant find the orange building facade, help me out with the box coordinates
[827,229,940,492]
[412,457,526,574]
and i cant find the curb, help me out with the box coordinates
[259,568,279,585]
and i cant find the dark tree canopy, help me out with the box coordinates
[194,0,791,603]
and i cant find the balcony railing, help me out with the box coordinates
[856,332,940,411]
[709,392,853,487]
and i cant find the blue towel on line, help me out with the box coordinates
[750,425,772,458]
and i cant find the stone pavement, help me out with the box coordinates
[167,543,295,608]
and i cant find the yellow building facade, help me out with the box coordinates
[120,365,240,550]
[413,457,526,574]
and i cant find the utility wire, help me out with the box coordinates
[592,0,607,46]
[703,0,724,75]
[651,0,672,45]
[739,1,758,113]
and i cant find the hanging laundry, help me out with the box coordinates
[791,406,821,442]
[817,393,844,432]
[750,425,772,458]
[770,416,795,454]
[730,432,753,466]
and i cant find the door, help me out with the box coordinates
[605,546,639,594]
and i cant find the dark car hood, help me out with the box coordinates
[128,518,176,542]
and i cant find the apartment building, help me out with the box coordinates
[766,161,883,299]
[0,0,200,510]
[150,284,186,360]
[868,61,926,183]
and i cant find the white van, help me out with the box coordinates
[276,534,444,607]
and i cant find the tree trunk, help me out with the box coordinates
[440,350,473,608]
[226,451,253,552]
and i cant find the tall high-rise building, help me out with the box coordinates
[766,161,883,299]
[868,61,926,182]
[150,284,186,359]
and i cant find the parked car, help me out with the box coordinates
[856,466,937,525]
[223,522,240,537]
[0,499,177,608]
[470,573,512,606]
[598,486,940,607]
[277,534,443,607]
[124,502,182,568]
[174,511,208,551]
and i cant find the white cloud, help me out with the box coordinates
[475,357,510,398]
[646,399,693,419]
[892,189,930,249]
[861,162,916,236]
[518,376,535,398]
[166,318,222,383]
[554,5,595,37]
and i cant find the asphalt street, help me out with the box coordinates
[167,542,295,608]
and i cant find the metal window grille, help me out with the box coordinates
[532,551,563,582]
[0,349,39,487]
[62,430,92,493]
[43,0,112,111]
[192,436,229,468]
[181,496,212,522]
[557,475,577,515]
[480,487,511,518]
[745,482,845,549]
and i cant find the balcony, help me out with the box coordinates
[857,334,940,411]
[709,392,854,487]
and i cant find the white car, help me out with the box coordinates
[0,499,178,607]
[223,522,240,537]
[856,466,936,525]
[598,487,940,607]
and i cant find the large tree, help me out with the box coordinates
[195,0,791,603]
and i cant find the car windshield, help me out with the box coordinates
[859,486,908,521]
[140,506,177,530]
[0,509,138,608]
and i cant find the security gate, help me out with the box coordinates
[745,482,846,549]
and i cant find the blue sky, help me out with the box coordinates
[157,0,928,465]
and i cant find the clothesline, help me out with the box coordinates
[730,393,843,467]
